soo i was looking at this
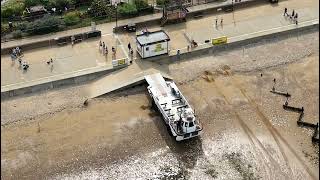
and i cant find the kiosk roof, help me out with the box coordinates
[136,30,170,46]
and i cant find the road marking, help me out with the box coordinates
[102,33,113,37]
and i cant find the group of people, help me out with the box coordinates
[284,8,299,25]
[99,40,117,56]
[99,40,109,55]
[11,46,22,59]
[46,58,54,71]
[10,46,29,71]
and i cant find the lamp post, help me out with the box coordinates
[115,2,118,28]
[232,0,235,25]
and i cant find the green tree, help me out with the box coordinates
[1,0,25,18]
[63,11,81,25]
[156,0,169,6]
[117,3,137,16]
[133,0,148,10]
[45,0,75,10]
[24,0,42,7]
[88,0,115,17]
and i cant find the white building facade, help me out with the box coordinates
[136,30,170,59]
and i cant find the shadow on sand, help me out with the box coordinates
[151,106,204,178]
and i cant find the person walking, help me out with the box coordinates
[295,13,298,25]
[220,17,223,26]
[105,46,108,55]
[99,40,102,50]
[12,48,16,57]
[215,17,218,27]
[18,57,22,65]
[50,60,54,72]
[284,7,287,16]
[10,53,15,61]
[22,60,29,71]
[16,47,20,56]
[130,49,133,56]
[71,35,75,46]
[291,10,295,19]
[128,43,131,51]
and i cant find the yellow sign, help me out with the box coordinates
[212,36,227,45]
[154,43,164,52]
[118,59,126,65]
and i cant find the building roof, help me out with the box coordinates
[29,5,47,13]
[136,30,170,46]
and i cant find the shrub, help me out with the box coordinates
[12,30,23,38]
[45,0,75,10]
[88,0,115,18]
[63,11,80,25]
[156,0,169,6]
[17,21,28,31]
[25,15,64,34]
[1,24,10,34]
[133,0,148,11]
[1,0,25,18]
[24,0,42,7]
[117,3,137,16]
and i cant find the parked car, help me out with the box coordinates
[123,23,136,32]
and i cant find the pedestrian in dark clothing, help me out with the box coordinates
[295,13,298,25]
[215,17,218,26]
[102,42,106,54]
[18,57,22,65]
[220,17,223,26]
[112,46,116,55]
[8,21,13,31]
[291,10,295,19]
[10,54,15,61]
[284,8,287,16]
[128,43,131,50]
[22,61,29,70]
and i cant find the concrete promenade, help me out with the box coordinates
[1,0,319,98]
[1,33,129,97]
[86,5,319,98]
[1,0,250,49]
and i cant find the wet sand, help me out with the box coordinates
[1,32,319,180]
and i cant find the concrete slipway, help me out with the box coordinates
[86,62,172,99]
